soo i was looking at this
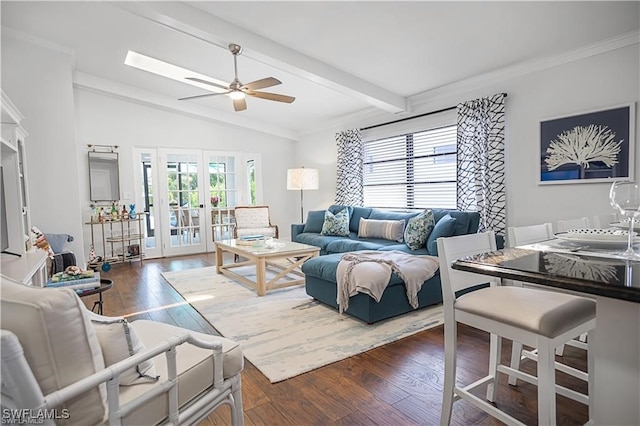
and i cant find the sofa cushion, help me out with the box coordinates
[0,279,107,425]
[404,209,435,250]
[88,312,159,386]
[447,211,473,236]
[303,210,326,233]
[120,320,243,426]
[302,253,408,288]
[368,209,419,225]
[321,208,350,236]
[427,214,458,256]
[293,232,355,251]
[350,206,373,232]
[357,218,405,242]
[325,239,389,254]
[328,204,353,218]
[378,243,430,255]
[432,209,479,235]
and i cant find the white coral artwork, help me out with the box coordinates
[544,124,622,171]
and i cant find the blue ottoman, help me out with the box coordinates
[302,253,443,323]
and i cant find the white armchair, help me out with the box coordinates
[0,278,244,425]
[233,205,278,239]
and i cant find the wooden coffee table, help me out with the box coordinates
[215,239,320,296]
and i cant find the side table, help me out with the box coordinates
[77,279,113,315]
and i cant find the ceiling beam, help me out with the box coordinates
[111,1,407,114]
[74,72,299,141]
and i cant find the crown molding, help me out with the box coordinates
[1,26,76,67]
[302,30,640,138]
[409,30,640,110]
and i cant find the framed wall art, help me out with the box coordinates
[539,103,635,184]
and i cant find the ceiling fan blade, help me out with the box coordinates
[247,90,295,103]
[185,77,229,90]
[242,77,281,91]
[233,97,247,112]
[179,91,229,101]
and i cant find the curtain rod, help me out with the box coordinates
[361,93,507,131]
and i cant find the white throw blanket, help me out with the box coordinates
[336,250,440,313]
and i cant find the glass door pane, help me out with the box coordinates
[160,149,206,256]
[206,152,240,252]
[133,149,162,259]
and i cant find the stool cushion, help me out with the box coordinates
[119,320,243,425]
[455,286,596,338]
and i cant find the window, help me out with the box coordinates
[246,159,256,205]
[363,125,457,209]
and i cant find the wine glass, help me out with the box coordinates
[609,181,640,258]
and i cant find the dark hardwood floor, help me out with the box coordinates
[82,254,589,425]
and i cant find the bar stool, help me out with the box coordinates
[557,216,591,233]
[437,231,595,425]
[507,223,588,384]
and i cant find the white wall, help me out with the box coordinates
[296,43,640,233]
[1,34,300,265]
[74,90,298,254]
[1,35,86,264]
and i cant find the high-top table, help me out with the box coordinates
[452,244,640,425]
[215,239,320,296]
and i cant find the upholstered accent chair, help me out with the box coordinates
[0,278,245,425]
[233,206,278,239]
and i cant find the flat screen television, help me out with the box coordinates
[1,165,10,252]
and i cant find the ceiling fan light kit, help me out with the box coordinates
[179,43,295,112]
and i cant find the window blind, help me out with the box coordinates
[363,124,457,209]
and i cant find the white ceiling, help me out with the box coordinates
[2,1,639,140]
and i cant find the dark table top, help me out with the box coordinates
[452,247,640,303]
[76,279,113,297]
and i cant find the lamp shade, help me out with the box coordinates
[287,168,319,190]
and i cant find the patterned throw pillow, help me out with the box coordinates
[320,208,350,236]
[404,209,435,250]
[358,218,405,242]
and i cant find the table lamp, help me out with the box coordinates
[287,168,319,223]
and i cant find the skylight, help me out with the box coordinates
[124,51,227,94]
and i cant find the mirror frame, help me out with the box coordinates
[88,151,121,202]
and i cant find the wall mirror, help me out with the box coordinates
[89,151,120,201]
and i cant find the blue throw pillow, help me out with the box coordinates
[320,208,350,236]
[303,210,327,233]
[404,209,435,250]
[427,214,457,256]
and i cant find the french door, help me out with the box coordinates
[158,149,207,257]
[134,148,250,257]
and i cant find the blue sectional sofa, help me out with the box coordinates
[293,205,481,323]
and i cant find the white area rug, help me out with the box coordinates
[161,265,444,383]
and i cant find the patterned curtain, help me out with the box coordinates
[335,129,364,206]
[456,93,506,236]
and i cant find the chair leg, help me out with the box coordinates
[230,375,244,426]
[440,320,457,426]
[486,333,501,402]
[537,339,556,426]
[508,341,524,386]
[587,329,595,421]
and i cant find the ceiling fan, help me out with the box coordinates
[179,43,295,112]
